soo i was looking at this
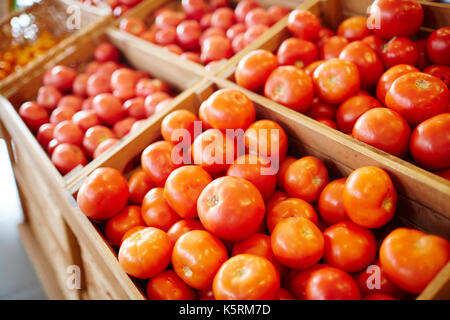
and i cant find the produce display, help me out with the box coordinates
[118,0,291,67]
[76,88,449,300]
[73,0,144,17]
[234,0,450,177]
[18,42,174,174]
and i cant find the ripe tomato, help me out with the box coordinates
[226,23,246,40]
[164,165,212,219]
[176,20,201,50]
[227,154,277,200]
[200,36,232,64]
[19,101,49,132]
[376,64,419,104]
[82,125,116,157]
[265,190,289,214]
[313,58,360,104]
[289,264,327,299]
[182,0,206,20]
[343,166,396,228]
[318,178,348,225]
[235,0,259,22]
[304,60,325,77]
[232,33,245,54]
[244,119,288,165]
[141,141,181,187]
[123,97,146,120]
[77,167,129,220]
[197,176,265,241]
[415,39,430,70]
[245,8,270,27]
[50,106,77,125]
[146,270,197,300]
[267,198,318,233]
[136,78,170,97]
[424,65,450,89]
[53,120,84,146]
[320,36,349,60]
[113,117,135,138]
[213,254,280,300]
[305,266,361,300]
[167,219,204,244]
[57,95,83,111]
[362,34,385,56]
[155,27,177,46]
[369,0,423,40]
[211,7,236,30]
[199,88,255,131]
[37,85,62,110]
[155,9,185,28]
[323,221,376,273]
[264,66,314,112]
[276,288,295,300]
[93,138,118,159]
[339,41,384,90]
[44,65,77,92]
[86,73,111,97]
[385,72,449,126]
[37,123,55,148]
[119,227,172,279]
[337,16,371,42]
[380,228,449,294]
[271,217,324,269]
[172,230,228,289]
[72,110,101,131]
[426,27,450,66]
[161,109,199,145]
[243,24,268,46]
[200,13,212,29]
[141,187,180,231]
[104,205,144,247]
[128,169,153,204]
[119,17,146,36]
[381,37,419,69]
[410,113,450,171]
[268,5,290,25]
[284,156,329,203]
[111,68,138,93]
[277,38,318,68]
[144,92,172,117]
[94,42,120,63]
[120,226,146,245]
[306,98,337,120]
[200,27,226,46]
[287,10,320,41]
[92,93,124,126]
[51,143,87,174]
[353,108,411,157]
[235,49,278,92]
[276,156,296,190]
[336,95,383,133]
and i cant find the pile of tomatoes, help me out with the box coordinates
[74,0,144,17]
[77,87,449,300]
[119,0,290,68]
[235,0,450,177]
[18,42,174,175]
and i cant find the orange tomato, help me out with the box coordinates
[161,109,199,145]
[141,141,181,187]
[128,169,154,205]
[276,156,296,190]
[318,178,349,225]
[235,49,278,92]
[146,270,197,300]
[141,187,180,231]
[167,219,205,244]
[104,205,145,247]
[267,198,318,233]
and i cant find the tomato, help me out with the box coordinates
[119,227,172,279]
[304,60,324,78]
[320,36,348,60]
[235,0,260,23]
[57,95,83,111]
[200,27,226,46]
[94,138,117,159]
[226,23,246,40]
[277,38,318,68]
[410,113,450,171]
[51,143,87,174]
[264,66,314,112]
[306,98,337,120]
[111,68,138,93]
[284,156,329,203]
[47,139,60,156]
[37,123,55,148]
[104,205,144,247]
[265,190,288,214]
[19,101,49,132]
[268,5,289,25]
[128,169,153,204]
[161,109,199,145]
[182,0,206,20]
[276,156,296,190]
[197,176,264,241]
[243,24,268,46]
[245,8,270,27]
[112,117,135,138]
[424,65,450,89]
[86,73,111,97]
[362,34,385,56]
[356,259,405,298]
[144,92,172,117]
[85,61,100,76]
[376,64,419,104]
[271,217,324,269]
[121,226,146,245]
[94,42,120,63]
[235,49,278,92]
[209,0,228,10]
[164,165,212,219]
[53,120,83,146]
[337,16,371,42]
[339,41,384,90]
[267,198,318,233]
[336,95,383,133]
[96,61,120,77]
[123,97,146,120]
[50,106,76,125]
[313,58,360,104]
[73,74,89,97]
[343,166,396,228]
[318,178,348,225]
[199,88,255,131]
[141,187,180,231]
[201,36,232,64]
[288,264,325,300]
[92,93,124,126]
[37,85,62,110]
[172,230,228,289]
[318,27,335,44]
[306,266,361,300]
[369,0,423,40]
[82,125,116,157]
[211,7,235,30]
[386,72,449,127]
[380,228,449,294]
[44,65,77,92]
[155,9,185,28]
[200,13,212,29]
[415,39,430,70]
[136,78,170,97]
[119,17,146,36]
[176,20,201,50]
[287,10,320,41]
[426,27,450,66]
[77,167,129,220]
[353,108,411,157]
[277,288,295,300]
[155,27,177,46]
[167,219,204,244]
[146,270,197,300]
[213,254,280,300]
[191,129,236,176]
[141,141,181,187]
[381,37,419,69]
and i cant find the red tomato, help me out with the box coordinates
[200,27,226,46]
[123,97,146,120]
[113,117,135,138]
[264,66,314,112]
[245,8,270,27]
[37,85,62,110]
[316,118,338,129]
[231,33,246,53]
[268,5,290,25]
[243,24,268,46]
[94,42,120,63]
[276,288,295,300]
[167,219,204,244]
[267,198,318,233]
[144,92,172,117]
[271,217,324,269]
[119,227,172,278]
[424,65,450,88]
[51,143,87,174]
[235,0,260,23]
[176,20,201,50]
[304,60,325,77]
[362,34,385,56]
[343,166,396,229]
[320,36,349,60]
[410,113,450,171]
[197,176,265,241]
[235,49,278,92]
[93,138,118,159]
[226,23,246,40]
[141,141,181,187]
[136,78,170,97]
[104,205,144,247]
[211,7,235,30]
[53,120,84,146]
[376,64,419,104]
[306,98,337,120]
[276,156,296,190]
[277,38,318,68]
[155,27,177,46]
[37,123,55,148]
[336,95,383,133]
[385,72,449,126]
[57,95,83,111]
[19,101,49,132]
[50,106,76,125]
[337,16,371,42]
[415,39,430,70]
[128,169,153,204]
[200,13,212,29]
[44,65,77,92]
[73,74,89,97]
[172,230,228,289]
[82,125,116,157]
[146,270,197,300]
[111,68,138,93]
[161,109,199,145]
[141,187,180,231]
[426,27,450,66]
[77,167,129,220]
[182,0,206,20]
[284,156,329,203]
[201,36,232,64]
[119,17,146,36]
[86,73,111,97]
[92,93,124,126]
[318,178,348,225]
[380,228,449,294]
[381,37,419,69]
[287,10,320,41]
[213,254,280,300]
[368,0,423,40]
[289,264,327,299]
